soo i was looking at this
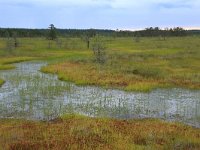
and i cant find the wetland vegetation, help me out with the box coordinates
[0,36,200,91]
[1,115,200,150]
[0,34,200,149]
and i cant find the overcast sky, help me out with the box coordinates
[0,0,200,30]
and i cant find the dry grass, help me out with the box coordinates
[41,62,167,92]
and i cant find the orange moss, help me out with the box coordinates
[1,116,200,150]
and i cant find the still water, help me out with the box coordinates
[0,61,200,127]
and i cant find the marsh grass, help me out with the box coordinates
[0,37,200,91]
[0,57,37,86]
[0,37,200,149]
[0,62,73,120]
[1,61,199,126]
[34,36,199,92]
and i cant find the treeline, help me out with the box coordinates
[134,27,187,37]
[0,28,47,37]
[0,27,199,38]
[0,28,116,38]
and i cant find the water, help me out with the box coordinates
[0,61,200,127]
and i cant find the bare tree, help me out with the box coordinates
[82,29,96,49]
[92,35,106,64]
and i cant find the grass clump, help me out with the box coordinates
[0,79,5,86]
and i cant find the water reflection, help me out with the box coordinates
[0,61,199,127]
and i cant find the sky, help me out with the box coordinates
[0,0,200,30]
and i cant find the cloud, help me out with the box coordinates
[0,0,200,29]
[157,3,191,9]
[1,0,199,9]
[154,0,200,10]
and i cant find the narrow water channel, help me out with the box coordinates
[0,61,200,127]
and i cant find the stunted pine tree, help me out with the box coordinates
[48,24,57,40]
[47,24,57,49]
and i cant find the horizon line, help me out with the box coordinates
[1,26,200,31]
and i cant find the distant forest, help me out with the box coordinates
[0,27,200,38]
